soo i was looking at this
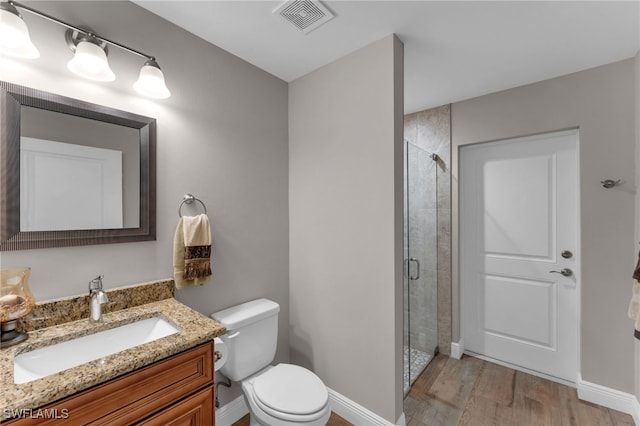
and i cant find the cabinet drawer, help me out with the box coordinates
[138,387,213,426]
[7,342,213,425]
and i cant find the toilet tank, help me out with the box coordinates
[211,298,279,381]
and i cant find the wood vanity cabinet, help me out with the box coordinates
[6,342,215,425]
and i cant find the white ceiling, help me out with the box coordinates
[134,1,640,113]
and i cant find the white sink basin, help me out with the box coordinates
[14,317,180,384]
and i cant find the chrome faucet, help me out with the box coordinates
[88,275,109,322]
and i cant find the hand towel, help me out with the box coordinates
[173,214,212,289]
[628,251,640,332]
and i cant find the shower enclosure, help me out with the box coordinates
[403,140,438,395]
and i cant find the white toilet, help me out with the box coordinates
[211,299,331,426]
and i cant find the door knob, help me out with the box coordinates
[549,268,573,277]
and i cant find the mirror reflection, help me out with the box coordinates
[0,81,156,251]
[20,107,140,232]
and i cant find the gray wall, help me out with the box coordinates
[289,35,404,423]
[451,58,637,393]
[0,1,289,406]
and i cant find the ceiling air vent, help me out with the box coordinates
[273,0,335,35]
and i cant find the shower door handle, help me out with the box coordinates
[409,258,420,280]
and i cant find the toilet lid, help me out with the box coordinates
[252,364,328,415]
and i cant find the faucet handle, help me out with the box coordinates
[88,275,105,292]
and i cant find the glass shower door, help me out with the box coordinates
[403,141,438,395]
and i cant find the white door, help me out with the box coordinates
[460,129,579,383]
[20,137,123,232]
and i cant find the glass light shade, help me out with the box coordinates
[0,6,39,59]
[0,267,34,323]
[134,60,171,99]
[67,40,115,82]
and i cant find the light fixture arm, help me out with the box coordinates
[9,0,155,61]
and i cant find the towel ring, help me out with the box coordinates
[178,194,207,217]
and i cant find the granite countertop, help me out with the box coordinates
[0,293,226,416]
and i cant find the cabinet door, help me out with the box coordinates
[138,387,214,426]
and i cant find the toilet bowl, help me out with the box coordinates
[242,364,330,426]
[211,299,331,426]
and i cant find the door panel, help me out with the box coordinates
[483,154,554,259]
[480,274,556,348]
[461,130,578,383]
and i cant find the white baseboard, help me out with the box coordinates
[328,388,405,426]
[577,375,638,419]
[450,339,464,360]
[215,395,248,426]
[632,396,640,425]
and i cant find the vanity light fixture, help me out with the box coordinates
[0,0,171,99]
[0,2,39,58]
[133,59,171,99]
[66,33,116,82]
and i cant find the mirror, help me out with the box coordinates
[0,81,156,250]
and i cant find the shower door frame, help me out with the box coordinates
[403,140,438,396]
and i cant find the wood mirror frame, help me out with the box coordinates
[0,81,156,251]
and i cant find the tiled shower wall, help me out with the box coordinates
[404,105,452,355]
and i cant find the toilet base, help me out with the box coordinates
[247,410,261,426]
[242,392,331,426]
[246,408,331,426]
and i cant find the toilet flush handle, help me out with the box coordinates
[226,331,240,339]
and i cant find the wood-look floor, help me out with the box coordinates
[231,354,634,426]
[405,354,634,426]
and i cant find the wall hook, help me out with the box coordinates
[600,179,621,189]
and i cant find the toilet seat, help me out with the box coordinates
[243,364,330,424]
